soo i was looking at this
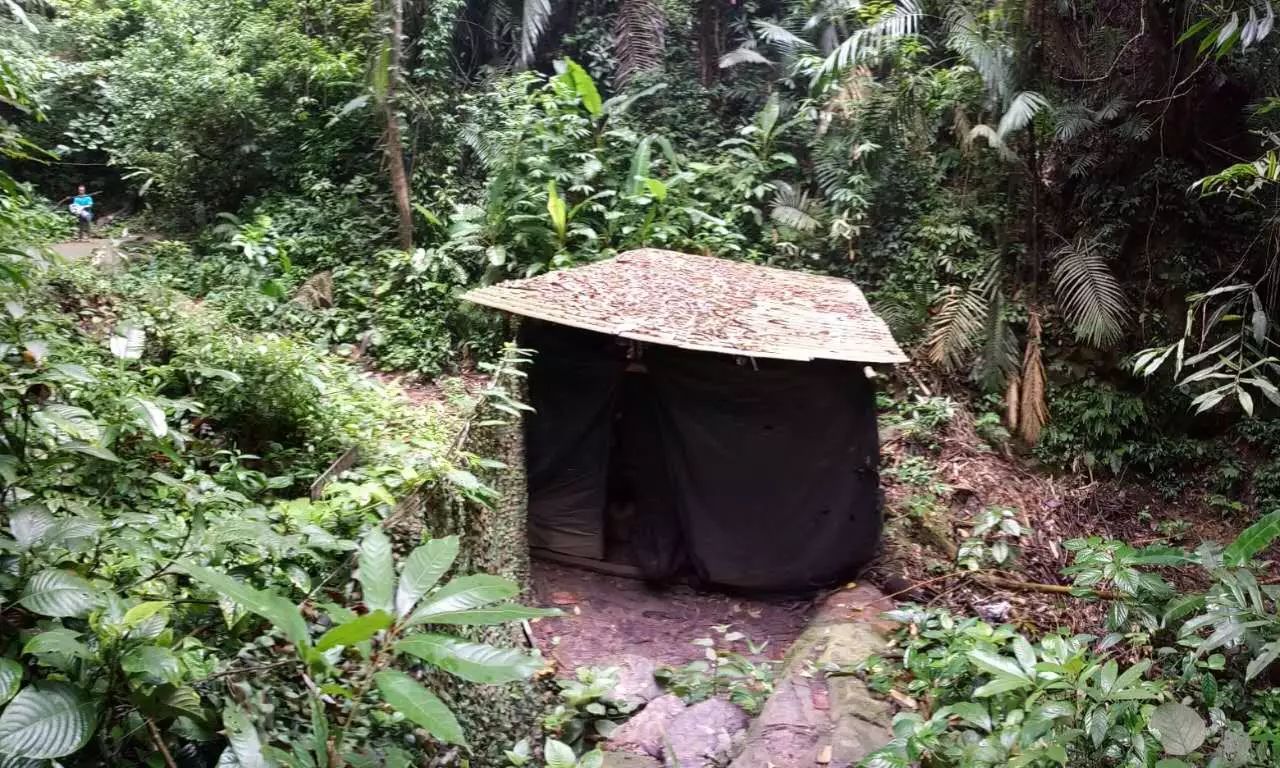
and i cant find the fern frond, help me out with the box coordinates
[872,297,925,339]
[1115,116,1154,141]
[1051,236,1130,348]
[615,0,666,85]
[926,285,989,371]
[813,0,921,85]
[997,91,1051,139]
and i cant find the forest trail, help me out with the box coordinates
[49,238,114,262]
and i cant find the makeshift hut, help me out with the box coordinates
[463,249,907,592]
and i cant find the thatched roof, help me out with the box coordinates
[462,249,908,364]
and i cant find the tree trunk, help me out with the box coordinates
[696,0,721,87]
[384,0,414,251]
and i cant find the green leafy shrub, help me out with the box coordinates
[541,667,635,753]
[655,626,776,714]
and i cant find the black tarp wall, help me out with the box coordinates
[522,321,881,592]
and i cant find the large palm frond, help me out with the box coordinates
[926,284,989,371]
[720,46,774,68]
[769,181,824,233]
[1054,103,1097,141]
[519,0,553,67]
[944,7,1012,105]
[996,91,1051,138]
[812,0,921,86]
[973,287,1019,390]
[614,0,666,85]
[1051,236,1129,348]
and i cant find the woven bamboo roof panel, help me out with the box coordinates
[463,248,908,364]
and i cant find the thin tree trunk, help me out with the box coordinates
[384,0,414,251]
[696,0,721,87]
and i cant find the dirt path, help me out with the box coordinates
[530,560,815,670]
[48,238,117,262]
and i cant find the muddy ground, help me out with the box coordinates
[529,560,817,670]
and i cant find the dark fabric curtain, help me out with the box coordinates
[521,322,625,559]
[644,346,881,591]
[521,322,882,591]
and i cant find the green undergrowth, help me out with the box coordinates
[858,515,1280,768]
[0,256,549,765]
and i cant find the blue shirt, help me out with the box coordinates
[72,195,93,209]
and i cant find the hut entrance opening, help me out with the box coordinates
[520,320,883,593]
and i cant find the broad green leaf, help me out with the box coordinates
[1223,511,1280,565]
[546,181,567,241]
[396,634,542,683]
[394,536,459,617]
[22,628,91,660]
[973,675,1031,697]
[181,564,310,651]
[357,529,395,614]
[18,569,97,618]
[310,698,329,768]
[0,659,21,705]
[1010,636,1037,677]
[9,507,54,550]
[128,397,167,438]
[121,646,181,685]
[423,604,559,626]
[222,703,268,768]
[968,650,1029,681]
[315,610,393,651]
[373,670,465,746]
[63,441,120,462]
[123,601,169,627]
[109,326,145,360]
[406,575,518,627]
[1148,702,1206,756]
[544,738,578,768]
[0,682,98,759]
[948,702,991,732]
[560,59,602,116]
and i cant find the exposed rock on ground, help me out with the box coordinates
[608,654,664,709]
[601,583,896,768]
[608,694,687,758]
[663,698,750,767]
[728,584,894,768]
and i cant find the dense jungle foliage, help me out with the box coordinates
[9,0,1280,765]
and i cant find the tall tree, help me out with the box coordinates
[380,0,414,251]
